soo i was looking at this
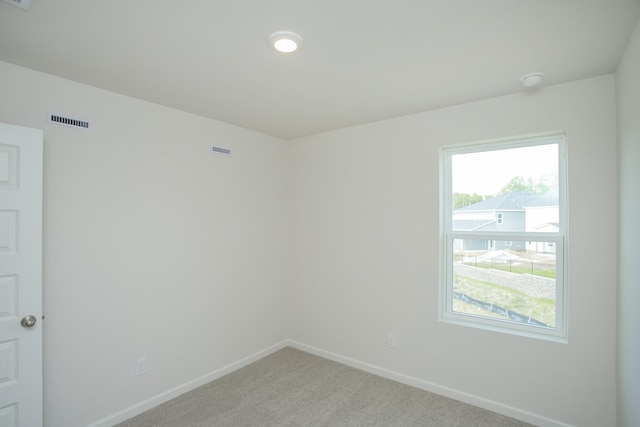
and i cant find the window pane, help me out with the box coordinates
[451,144,559,233]
[452,239,556,328]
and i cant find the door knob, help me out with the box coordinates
[21,315,37,328]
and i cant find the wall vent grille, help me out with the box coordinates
[210,146,231,155]
[3,0,32,10]
[49,114,90,130]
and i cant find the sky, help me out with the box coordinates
[451,142,559,196]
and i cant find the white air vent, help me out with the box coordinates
[210,146,231,156]
[3,0,32,10]
[49,113,90,130]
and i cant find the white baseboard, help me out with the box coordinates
[288,340,573,427]
[87,340,289,427]
[88,339,571,427]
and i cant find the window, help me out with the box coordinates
[440,134,567,341]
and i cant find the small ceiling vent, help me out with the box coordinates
[3,0,32,10]
[49,113,90,130]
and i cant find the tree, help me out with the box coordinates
[453,192,486,209]
[499,176,552,195]
[453,175,557,210]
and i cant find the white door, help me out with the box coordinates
[0,123,43,427]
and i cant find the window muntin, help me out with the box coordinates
[440,134,567,341]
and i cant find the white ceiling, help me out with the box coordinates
[1,0,639,139]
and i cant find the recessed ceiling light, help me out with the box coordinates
[269,31,303,53]
[521,72,544,88]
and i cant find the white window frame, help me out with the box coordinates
[439,133,568,342]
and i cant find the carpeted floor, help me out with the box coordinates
[116,347,536,427]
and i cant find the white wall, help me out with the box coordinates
[0,57,623,427]
[617,18,640,427]
[0,61,290,427]
[289,75,618,427]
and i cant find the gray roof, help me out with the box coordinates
[524,189,560,207]
[456,191,558,212]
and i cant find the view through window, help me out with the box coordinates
[440,135,567,340]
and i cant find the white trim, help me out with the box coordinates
[288,340,574,427]
[87,340,289,427]
[87,339,573,427]
[443,132,565,155]
[440,133,567,341]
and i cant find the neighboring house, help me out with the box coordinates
[452,191,559,252]
[525,222,559,253]
[524,190,559,253]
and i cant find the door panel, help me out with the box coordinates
[0,123,43,427]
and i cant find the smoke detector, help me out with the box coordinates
[521,72,544,88]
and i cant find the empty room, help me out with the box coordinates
[0,1,639,426]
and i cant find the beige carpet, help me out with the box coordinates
[116,347,536,427]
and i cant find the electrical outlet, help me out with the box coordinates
[387,333,397,349]
[135,357,147,376]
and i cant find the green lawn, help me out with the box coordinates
[454,274,556,327]
[464,262,556,279]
